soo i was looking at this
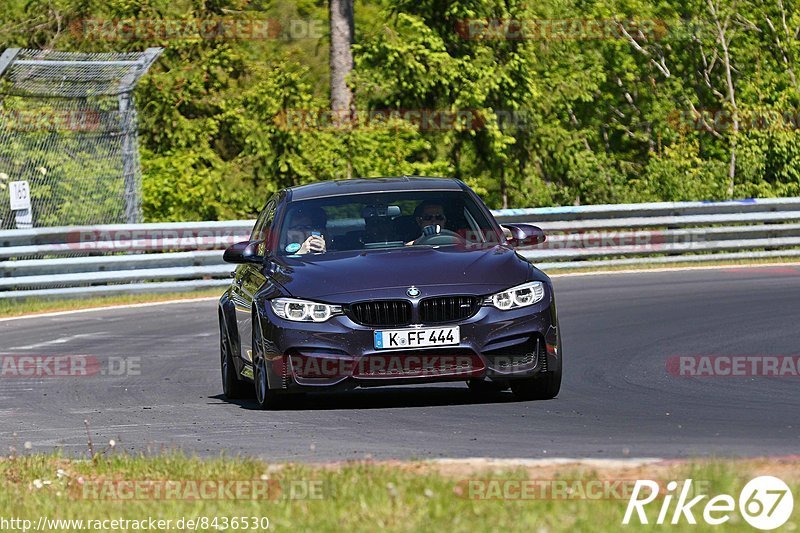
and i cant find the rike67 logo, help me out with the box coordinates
[623,476,794,530]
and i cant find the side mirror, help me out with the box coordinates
[223,240,264,264]
[501,224,546,247]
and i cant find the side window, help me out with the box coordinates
[249,209,269,241]
[249,198,276,240]
[252,197,278,255]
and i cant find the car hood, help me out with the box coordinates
[268,245,540,301]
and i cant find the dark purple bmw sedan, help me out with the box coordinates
[219,177,562,408]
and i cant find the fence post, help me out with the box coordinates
[118,92,138,224]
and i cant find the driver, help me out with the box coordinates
[406,201,447,245]
[284,207,327,255]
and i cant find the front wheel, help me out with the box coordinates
[510,369,561,401]
[253,355,287,410]
[220,318,251,399]
[252,311,286,410]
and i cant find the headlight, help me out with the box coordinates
[270,298,343,322]
[485,281,545,310]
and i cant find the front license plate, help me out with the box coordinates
[374,327,460,350]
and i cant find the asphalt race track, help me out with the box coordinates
[2,266,799,461]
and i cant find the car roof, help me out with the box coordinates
[287,176,464,201]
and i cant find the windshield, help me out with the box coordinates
[276,190,500,256]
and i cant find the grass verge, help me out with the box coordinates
[545,256,800,275]
[1,454,797,532]
[0,289,222,319]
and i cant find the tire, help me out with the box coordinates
[253,354,288,410]
[510,369,562,401]
[252,311,284,410]
[220,318,251,399]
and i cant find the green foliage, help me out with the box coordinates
[640,141,728,201]
[141,148,227,222]
[3,0,800,222]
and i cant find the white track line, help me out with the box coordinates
[8,333,101,350]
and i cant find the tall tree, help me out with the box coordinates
[329,0,355,116]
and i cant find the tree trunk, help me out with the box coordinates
[721,37,738,198]
[500,166,508,209]
[708,0,738,198]
[329,0,354,117]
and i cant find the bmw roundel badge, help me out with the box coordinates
[407,286,420,298]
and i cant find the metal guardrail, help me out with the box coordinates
[2,197,800,299]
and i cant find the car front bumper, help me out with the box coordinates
[253,296,561,392]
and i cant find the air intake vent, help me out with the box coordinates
[348,300,412,327]
[420,296,480,324]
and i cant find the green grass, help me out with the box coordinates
[0,289,223,318]
[1,454,797,532]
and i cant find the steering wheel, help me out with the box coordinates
[413,227,465,246]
